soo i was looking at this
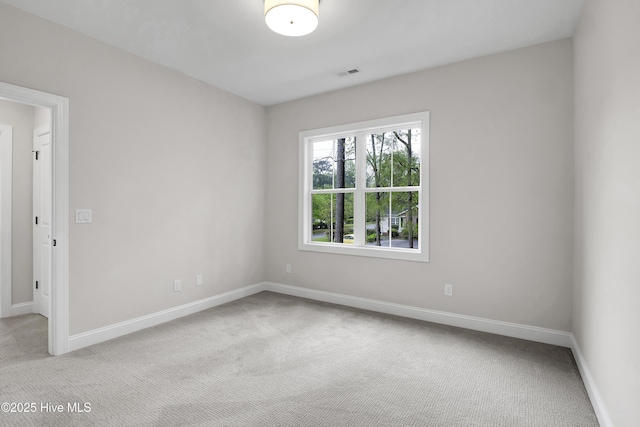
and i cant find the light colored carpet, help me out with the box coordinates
[0,291,598,426]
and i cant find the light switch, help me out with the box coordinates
[75,209,92,224]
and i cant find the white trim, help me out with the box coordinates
[570,335,614,427]
[67,283,266,352]
[264,282,573,347]
[10,301,34,317]
[0,81,69,356]
[0,124,12,318]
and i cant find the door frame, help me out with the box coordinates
[0,81,69,356]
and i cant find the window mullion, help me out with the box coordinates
[353,131,366,246]
[310,188,356,194]
[363,186,420,193]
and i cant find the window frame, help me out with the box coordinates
[298,111,430,262]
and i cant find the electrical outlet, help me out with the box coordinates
[286,264,292,274]
[173,279,181,292]
[445,284,453,297]
[196,274,203,286]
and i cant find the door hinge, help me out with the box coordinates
[33,150,39,160]
[35,281,39,290]
[52,239,57,247]
[35,216,38,225]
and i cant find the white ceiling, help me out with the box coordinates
[1,0,584,106]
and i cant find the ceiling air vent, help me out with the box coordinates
[336,67,361,77]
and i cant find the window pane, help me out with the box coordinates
[390,191,419,249]
[365,191,419,249]
[311,193,354,244]
[334,137,356,189]
[365,192,390,246]
[366,133,392,188]
[313,138,356,190]
[312,140,334,190]
[392,129,421,187]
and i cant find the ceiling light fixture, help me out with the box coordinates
[265,0,319,37]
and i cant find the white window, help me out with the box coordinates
[298,112,429,262]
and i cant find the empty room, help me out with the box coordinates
[0,1,638,426]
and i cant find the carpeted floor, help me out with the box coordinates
[0,291,598,426]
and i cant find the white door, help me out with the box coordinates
[33,126,51,318]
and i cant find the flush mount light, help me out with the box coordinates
[265,0,319,37]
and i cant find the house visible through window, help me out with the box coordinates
[299,112,429,262]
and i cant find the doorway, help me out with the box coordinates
[0,81,69,356]
[0,103,48,319]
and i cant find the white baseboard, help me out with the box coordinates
[570,336,613,427]
[68,283,265,352]
[68,281,574,352]
[10,301,34,317]
[263,282,573,348]
[64,280,609,425]
[67,281,576,353]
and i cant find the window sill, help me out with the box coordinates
[298,241,429,263]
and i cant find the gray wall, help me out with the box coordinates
[0,3,267,335]
[0,99,34,305]
[2,1,636,422]
[574,0,640,425]
[266,39,574,331]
